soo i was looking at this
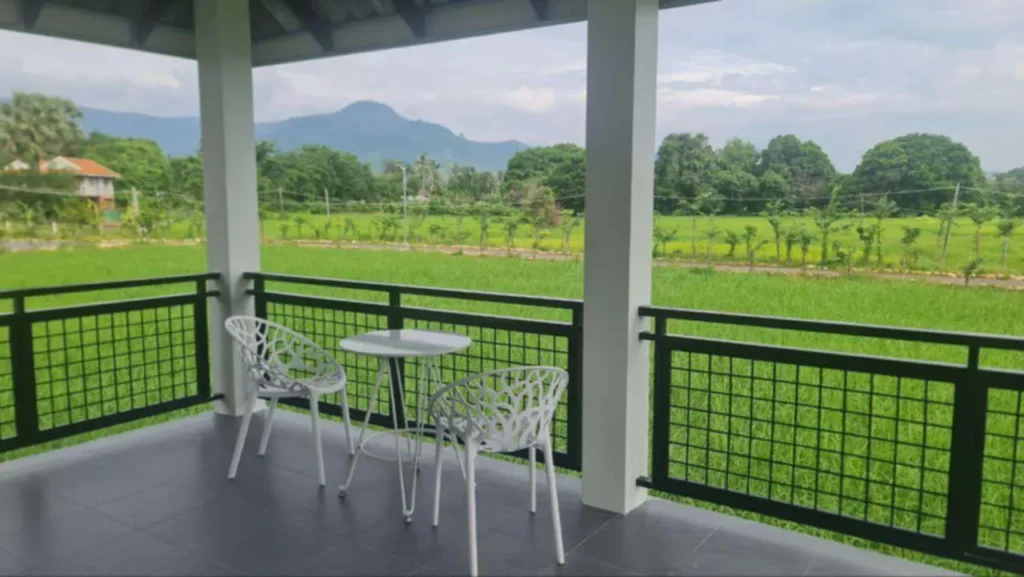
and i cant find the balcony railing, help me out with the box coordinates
[245,272,584,470]
[640,306,1024,573]
[2,272,1024,573]
[0,274,221,453]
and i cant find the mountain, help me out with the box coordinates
[79,101,528,172]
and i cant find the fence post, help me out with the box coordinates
[650,315,670,485]
[253,275,267,320]
[567,303,584,471]
[10,296,39,443]
[387,289,405,426]
[945,345,986,557]
[194,279,212,400]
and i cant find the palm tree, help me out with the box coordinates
[414,153,441,197]
[996,219,1017,271]
[0,92,84,165]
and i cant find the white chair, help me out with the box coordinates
[224,316,354,486]
[428,366,568,577]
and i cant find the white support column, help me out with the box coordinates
[196,0,262,416]
[581,0,659,514]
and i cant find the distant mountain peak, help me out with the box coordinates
[79,101,529,172]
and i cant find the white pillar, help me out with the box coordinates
[196,0,262,416]
[581,0,658,514]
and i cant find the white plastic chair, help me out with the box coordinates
[428,366,568,577]
[224,316,354,486]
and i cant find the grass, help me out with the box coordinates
[13,211,1024,275]
[2,244,1023,575]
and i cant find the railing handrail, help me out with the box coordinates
[246,272,583,311]
[0,272,222,299]
[639,305,1024,352]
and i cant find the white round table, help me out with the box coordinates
[337,329,471,523]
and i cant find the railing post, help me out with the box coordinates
[253,275,267,320]
[650,315,670,485]
[387,289,406,426]
[567,303,584,471]
[9,296,39,443]
[194,279,212,400]
[945,345,987,557]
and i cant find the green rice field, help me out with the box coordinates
[2,244,1022,576]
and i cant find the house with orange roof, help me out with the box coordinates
[5,156,121,210]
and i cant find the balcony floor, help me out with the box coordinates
[0,410,959,576]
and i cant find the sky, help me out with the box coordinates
[0,0,1022,173]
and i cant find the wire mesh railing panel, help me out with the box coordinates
[979,388,1024,555]
[403,318,571,455]
[0,323,13,443]
[664,351,954,536]
[31,304,199,432]
[263,300,391,419]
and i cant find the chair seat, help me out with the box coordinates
[257,376,346,398]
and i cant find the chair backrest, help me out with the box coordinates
[224,316,344,394]
[428,366,569,453]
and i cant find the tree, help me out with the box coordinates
[870,195,898,267]
[756,135,836,201]
[962,258,982,286]
[82,133,170,194]
[653,218,678,257]
[502,217,521,255]
[169,155,203,201]
[962,200,999,259]
[900,226,922,269]
[0,92,84,165]
[723,230,741,258]
[503,144,584,210]
[936,201,961,267]
[856,224,879,266]
[743,225,759,261]
[798,229,817,267]
[848,134,985,210]
[478,212,491,250]
[717,138,759,174]
[292,215,307,239]
[996,219,1016,271]
[806,189,848,265]
[654,133,718,214]
[713,167,759,214]
[783,227,800,263]
[414,153,442,197]
[760,199,787,259]
[679,189,720,256]
[757,169,791,211]
[704,228,721,263]
[558,210,580,253]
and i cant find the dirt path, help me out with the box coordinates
[6,238,1024,290]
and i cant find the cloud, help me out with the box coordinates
[658,51,795,85]
[659,88,780,109]
[497,86,558,113]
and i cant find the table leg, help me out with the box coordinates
[338,357,388,498]
[390,357,415,523]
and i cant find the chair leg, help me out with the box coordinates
[543,439,565,565]
[340,387,355,456]
[257,397,278,456]
[466,443,479,577]
[432,429,445,528]
[228,389,258,480]
[310,393,325,487]
[529,445,537,514]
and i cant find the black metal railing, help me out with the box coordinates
[245,272,584,470]
[0,274,221,452]
[639,305,1024,573]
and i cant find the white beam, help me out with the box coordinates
[580,0,659,514]
[195,0,262,416]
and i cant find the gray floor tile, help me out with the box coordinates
[534,553,640,576]
[297,541,420,576]
[22,531,185,577]
[418,529,557,576]
[489,501,616,552]
[570,510,717,575]
[211,521,338,576]
[141,500,275,553]
[151,556,239,576]
[0,483,87,535]
[96,482,211,528]
[0,507,132,567]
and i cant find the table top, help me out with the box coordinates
[339,329,472,358]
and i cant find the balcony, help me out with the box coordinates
[2,273,1023,575]
[0,409,960,576]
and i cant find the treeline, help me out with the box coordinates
[2,91,1023,223]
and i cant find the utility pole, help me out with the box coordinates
[131,187,140,217]
[940,183,960,267]
[324,187,330,219]
[400,165,408,247]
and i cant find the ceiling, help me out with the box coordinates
[0,0,715,66]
